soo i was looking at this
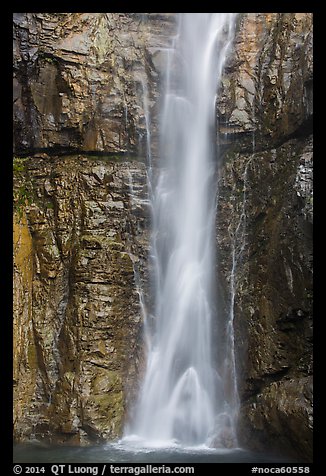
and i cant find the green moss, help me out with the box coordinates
[13,156,31,174]
[14,189,34,222]
[44,57,56,64]
[38,50,60,66]
[13,157,35,220]
[14,159,25,174]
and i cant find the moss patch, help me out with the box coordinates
[13,157,35,220]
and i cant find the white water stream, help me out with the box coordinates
[126,13,238,448]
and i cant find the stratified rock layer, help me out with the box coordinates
[217,13,313,149]
[14,155,149,444]
[13,13,176,157]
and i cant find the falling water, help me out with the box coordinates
[127,13,237,448]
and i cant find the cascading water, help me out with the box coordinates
[126,13,238,448]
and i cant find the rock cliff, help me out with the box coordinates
[13,12,313,460]
[13,12,174,444]
[216,13,313,461]
[14,155,149,443]
[13,13,176,157]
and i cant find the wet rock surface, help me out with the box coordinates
[13,155,149,444]
[217,135,313,460]
[13,13,176,158]
[217,13,313,150]
[214,13,313,461]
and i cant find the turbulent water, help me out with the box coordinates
[126,13,238,448]
[13,444,295,463]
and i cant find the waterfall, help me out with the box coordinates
[126,13,237,448]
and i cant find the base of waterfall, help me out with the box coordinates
[120,434,231,450]
[14,442,296,463]
[120,431,236,450]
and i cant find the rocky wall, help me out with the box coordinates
[216,13,313,461]
[13,155,149,444]
[13,13,176,157]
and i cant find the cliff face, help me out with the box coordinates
[13,12,174,444]
[13,13,313,460]
[14,155,149,443]
[216,13,313,461]
[13,13,175,157]
[217,13,313,149]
